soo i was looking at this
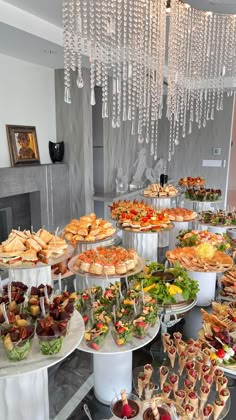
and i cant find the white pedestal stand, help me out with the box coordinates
[187,271,217,306]
[169,221,189,250]
[185,199,222,213]
[0,369,49,420]
[197,224,228,235]
[93,352,132,404]
[12,266,52,287]
[122,231,159,262]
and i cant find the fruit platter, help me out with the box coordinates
[162,208,197,222]
[178,176,205,188]
[68,246,144,277]
[130,332,230,420]
[166,243,233,272]
[75,280,160,354]
[0,281,84,376]
[176,230,231,253]
[61,213,116,244]
[199,210,236,227]
[185,188,222,202]
[143,184,179,198]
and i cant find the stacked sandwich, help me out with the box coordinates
[0,228,68,267]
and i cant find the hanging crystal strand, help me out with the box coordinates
[127,0,133,122]
[141,0,149,140]
[210,14,220,121]
[76,0,83,88]
[188,7,196,134]
[82,0,88,54]
[150,0,157,154]
[137,0,145,143]
[194,11,202,126]
[101,0,109,118]
[225,16,232,97]
[181,4,190,138]
[207,13,216,120]
[131,0,139,135]
[153,118,159,161]
[145,0,153,144]
[122,0,128,122]
[203,12,212,126]
[168,115,174,162]
[110,0,117,128]
[95,0,102,87]
[63,0,71,104]
[167,0,178,124]
[198,10,208,129]
[158,0,166,118]
[217,16,225,111]
[177,2,186,138]
[185,5,192,115]
[89,0,96,106]
[69,0,76,72]
[116,0,122,128]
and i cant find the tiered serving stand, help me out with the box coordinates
[141,194,180,210]
[118,224,174,262]
[68,256,160,405]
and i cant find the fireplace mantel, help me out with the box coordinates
[0,164,70,230]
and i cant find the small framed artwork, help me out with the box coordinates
[6,125,40,166]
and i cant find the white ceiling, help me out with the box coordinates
[3,0,63,27]
[1,0,236,69]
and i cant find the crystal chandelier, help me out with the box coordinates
[166,0,236,161]
[63,0,236,162]
[63,0,167,160]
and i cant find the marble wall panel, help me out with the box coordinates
[55,69,94,217]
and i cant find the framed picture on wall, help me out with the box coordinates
[6,125,40,166]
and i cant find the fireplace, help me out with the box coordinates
[0,164,71,233]
[0,192,41,241]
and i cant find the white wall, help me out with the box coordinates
[0,53,56,167]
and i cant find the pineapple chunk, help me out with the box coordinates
[30,305,40,317]
[16,319,28,327]
[4,334,13,351]
[84,332,91,341]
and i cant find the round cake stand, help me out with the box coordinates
[74,234,121,255]
[187,270,218,306]
[78,321,160,405]
[68,256,146,290]
[197,222,229,235]
[0,311,84,420]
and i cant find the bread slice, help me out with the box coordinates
[0,251,22,265]
[11,229,29,243]
[2,236,26,252]
[26,238,42,252]
[32,234,47,249]
[35,229,53,244]
[20,249,38,263]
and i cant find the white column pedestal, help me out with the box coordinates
[0,369,49,420]
[93,352,132,405]
[188,271,217,307]
[122,231,159,262]
[11,266,52,287]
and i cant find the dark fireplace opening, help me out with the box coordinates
[0,192,41,241]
